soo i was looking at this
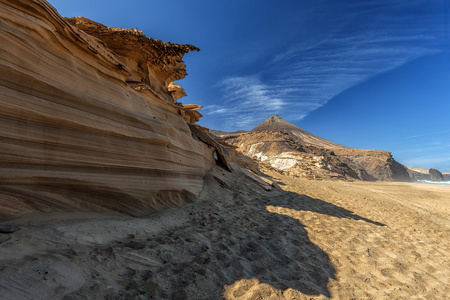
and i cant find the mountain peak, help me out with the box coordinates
[268,114,282,121]
[251,114,344,148]
[252,115,300,132]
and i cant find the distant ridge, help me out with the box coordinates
[210,129,247,136]
[252,115,344,148]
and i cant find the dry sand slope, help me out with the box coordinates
[0,164,449,299]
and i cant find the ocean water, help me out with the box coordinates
[417,180,450,185]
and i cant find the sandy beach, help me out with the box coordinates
[0,164,449,299]
[1,1,449,299]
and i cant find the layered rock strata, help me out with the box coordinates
[0,0,218,220]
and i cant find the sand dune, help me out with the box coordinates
[1,164,448,299]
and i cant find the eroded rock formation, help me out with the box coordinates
[429,168,445,181]
[65,16,199,106]
[0,0,220,220]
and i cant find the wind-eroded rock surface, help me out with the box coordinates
[220,115,411,182]
[0,0,218,220]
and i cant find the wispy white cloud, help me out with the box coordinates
[204,76,293,131]
[405,130,450,139]
[205,0,448,131]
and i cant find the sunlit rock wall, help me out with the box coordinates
[0,0,215,220]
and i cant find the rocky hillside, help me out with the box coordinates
[407,167,450,181]
[0,0,227,220]
[219,115,411,182]
[252,115,345,148]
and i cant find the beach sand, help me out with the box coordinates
[0,164,449,299]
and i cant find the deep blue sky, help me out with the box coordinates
[48,0,450,172]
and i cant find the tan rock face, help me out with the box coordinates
[0,0,216,220]
[167,82,187,102]
[65,16,199,105]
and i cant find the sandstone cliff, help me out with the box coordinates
[0,0,221,220]
[219,115,411,182]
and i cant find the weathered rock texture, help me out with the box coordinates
[219,115,411,182]
[429,168,445,182]
[221,130,359,181]
[331,148,411,182]
[0,0,218,220]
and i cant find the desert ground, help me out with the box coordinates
[0,164,449,299]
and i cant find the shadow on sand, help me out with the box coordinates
[65,184,386,299]
[219,190,385,299]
